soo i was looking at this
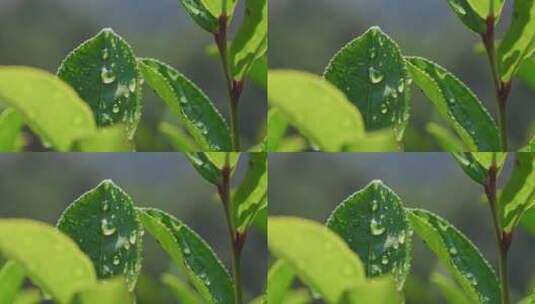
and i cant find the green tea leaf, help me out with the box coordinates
[266,108,289,152]
[233,152,267,232]
[12,289,40,304]
[268,216,365,303]
[280,290,311,304]
[177,0,218,32]
[427,123,465,151]
[431,272,472,304]
[138,208,234,304]
[327,180,412,288]
[324,26,411,139]
[407,57,500,151]
[0,261,25,304]
[185,152,223,184]
[268,70,364,151]
[346,129,399,152]
[159,122,199,152]
[162,273,203,304]
[205,152,240,170]
[75,278,133,304]
[58,180,143,290]
[267,260,295,304]
[408,209,500,304]
[518,56,535,91]
[444,0,486,33]
[466,0,505,19]
[139,58,231,151]
[498,0,535,81]
[0,219,97,304]
[0,109,24,152]
[499,153,535,232]
[451,153,489,184]
[339,276,402,304]
[58,28,142,138]
[0,67,96,151]
[230,0,267,80]
[520,207,535,235]
[76,125,134,152]
[275,137,307,152]
[249,56,268,89]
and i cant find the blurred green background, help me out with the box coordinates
[0,153,267,303]
[0,0,266,151]
[270,0,535,151]
[269,153,535,303]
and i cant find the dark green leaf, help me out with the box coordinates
[232,152,267,232]
[230,0,267,80]
[58,28,142,138]
[408,209,500,304]
[267,260,295,304]
[327,180,412,288]
[249,56,268,89]
[0,219,97,304]
[185,152,222,184]
[499,153,535,232]
[0,109,24,152]
[139,58,231,151]
[0,261,25,304]
[161,273,203,304]
[268,216,365,303]
[451,153,489,184]
[407,57,500,151]
[0,67,97,151]
[57,180,143,290]
[444,0,486,33]
[324,26,411,140]
[268,70,364,151]
[518,56,535,91]
[498,0,535,81]
[138,208,235,304]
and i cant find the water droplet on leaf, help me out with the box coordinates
[101,67,116,84]
[101,218,116,236]
[370,218,386,236]
[369,67,384,84]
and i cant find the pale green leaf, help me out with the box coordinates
[408,209,500,304]
[465,0,505,19]
[177,0,219,32]
[327,180,412,288]
[426,122,465,151]
[407,57,500,151]
[76,125,134,152]
[346,129,399,152]
[159,122,199,152]
[0,219,97,304]
[12,289,41,304]
[75,278,133,304]
[162,273,204,304]
[267,260,295,304]
[138,208,235,304]
[268,217,365,303]
[498,0,535,81]
[0,109,24,152]
[57,180,144,290]
[0,67,96,151]
[431,272,472,304]
[444,0,486,33]
[139,58,231,151]
[58,28,142,138]
[0,261,25,304]
[339,276,402,304]
[324,26,411,140]
[451,153,490,184]
[267,108,289,152]
[275,136,307,152]
[268,70,364,151]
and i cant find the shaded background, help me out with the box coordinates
[0,0,266,150]
[269,153,535,303]
[0,153,267,302]
[270,0,535,151]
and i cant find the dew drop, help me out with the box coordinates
[112,103,120,114]
[381,255,389,265]
[112,255,120,265]
[102,200,109,212]
[101,218,116,236]
[128,78,137,93]
[371,264,382,275]
[370,218,386,236]
[183,247,191,256]
[101,67,116,84]
[102,48,110,60]
[398,231,406,244]
[370,49,377,59]
[369,67,384,84]
[397,80,405,93]
[370,199,379,212]
[129,231,137,245]
[180,96,188,104]
[381,107,388,114]
[450,2,467,15]
[449,247,458,255]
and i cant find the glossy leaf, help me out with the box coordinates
[268,70,364,151]
[499,153,535,232]
[159,122,199,152]
[408,209,500,304]
[451,153,489,184]
[267,260,295,304]
[0,109,24,152]
[339,276,402,304]
[177,0,218,32]
[0,219,97,304]
[407,57,500,151]
[75,278,133,304]
[58,28,142,138]
[0,261,25,304]
[327,180,412,288]
[139,58,231,151]
[57,180,143,290]
[444,0,486,33]
[268,217,365,303]
[76,125,134,152]
[233,152,267,232]
[431,272,472,304]
[267,108,289,152]
[427,123,465,151]
[230,0,267,80]
[0,67,96,151]
[138,208,235,304]
[162,273,203,304]
[498,0,535,81]
[324,26,411,139]
[185,152,223,184]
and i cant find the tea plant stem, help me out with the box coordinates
[484,161,511,304]
[216,160,244,304]
[214,16,242,151]
[481,16,512,151]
